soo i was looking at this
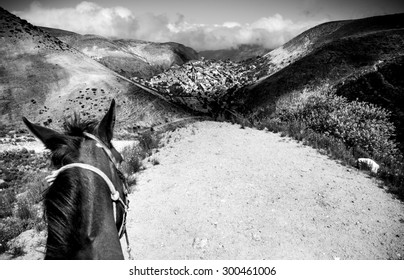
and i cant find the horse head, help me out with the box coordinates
[23,99,129,259]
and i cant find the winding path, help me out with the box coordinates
[122,121,404,259]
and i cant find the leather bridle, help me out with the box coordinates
[45,132,132,259]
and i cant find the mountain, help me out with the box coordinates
[40,27,198,79]
[134,13,404,147]
[0,7,190,134]
[198,44,271,62]
[238,13,404,107]
[233,13,404,145]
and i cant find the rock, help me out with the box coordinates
[0,179,8,189]
[357,158,380,174]
[251,231,262,241]
[192,237,208,249]
[5,229,46,260]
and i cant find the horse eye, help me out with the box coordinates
[117,153,124,164]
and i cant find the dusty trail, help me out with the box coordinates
[122,121,404,260]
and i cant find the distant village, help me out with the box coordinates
[133,58,258,93]
[130,57,269,115]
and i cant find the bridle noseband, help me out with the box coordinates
[45,132,132,259]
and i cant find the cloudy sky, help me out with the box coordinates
[2,0,404,50]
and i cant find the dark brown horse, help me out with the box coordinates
[23,99,130,259]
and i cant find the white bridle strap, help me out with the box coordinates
[83,132,121,168]
[45,163,120,201]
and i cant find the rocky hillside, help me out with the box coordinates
[41,27,198,79]
[0,7,191,135]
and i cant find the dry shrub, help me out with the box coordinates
[121,131,162,176]
[276,91,398,160]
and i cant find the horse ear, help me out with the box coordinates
[96,99,116,143]
[22,117,65,151]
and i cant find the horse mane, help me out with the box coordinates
[44,114,99,259]
[62,113,98,138]
[45,169,89,258]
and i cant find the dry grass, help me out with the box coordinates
[120,130,163,193]
[0,150,48,254]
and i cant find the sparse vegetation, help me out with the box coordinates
[250,89,404,199]
[276,91,398,159]
[120,130,163,192]
[121,145,143,175]
[138,130,160,153]
[0,150,48,254]
[9,244,25,258]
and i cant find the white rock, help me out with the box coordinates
[357,158,380,174]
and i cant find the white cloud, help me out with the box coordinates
[15,1,323,50]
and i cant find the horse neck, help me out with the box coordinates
[45,143,124,259]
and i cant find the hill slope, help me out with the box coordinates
[238,13,404,107]
[233,13,404,145]
[0,7,190,134]
[41,27,198,79]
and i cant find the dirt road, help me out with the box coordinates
[2,121,403,260]
[121,121,404,259]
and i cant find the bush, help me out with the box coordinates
[19,172,48,204]
[15,199,34,221]
[0,152,48,255]
[121,131,162,176]
[121,145,143,174]
[276,92,398,160]
[0,217,26,254]
[0,189,16,218]
[138,130,160,152]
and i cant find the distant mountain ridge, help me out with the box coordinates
[235,13,404,148]
[40,26,198,79]
[198,44,271,62]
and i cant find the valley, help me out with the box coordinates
[1,6,404,260]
